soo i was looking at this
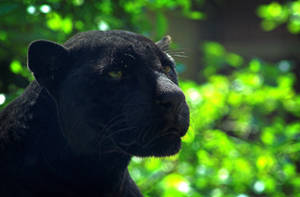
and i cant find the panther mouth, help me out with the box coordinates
[161,127,186,138]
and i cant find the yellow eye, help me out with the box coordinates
[163,66,171,73]
[108,71,122,79]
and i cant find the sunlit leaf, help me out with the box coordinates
[256,154,275,171]
[145,158,162,171]
[226,53,243,67]
[261,128,275,145]
[10,60,22,74]
[287,19,300,34]
[72,0,84,6]
[203,42,225,57]
[62,17,73,33]
[184,11,205,20]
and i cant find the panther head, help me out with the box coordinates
[27,30,189,158]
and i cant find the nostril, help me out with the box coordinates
[156,89,186,111]
[156,94,182,111]
[155,78,186,111]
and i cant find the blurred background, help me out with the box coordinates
[0,0,300,196]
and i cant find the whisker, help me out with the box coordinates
[103,126,137,139]
[122,103,149,106]
[142,128,161,149]
[102,136,133,156]
[172,55,188,58]
[167,51,185,54]
[96,113,127,157]
[140,125,153,144]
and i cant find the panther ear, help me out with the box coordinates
[27,40,69,92]
[156,35,172,51]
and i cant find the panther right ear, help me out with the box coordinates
[156,35,172,51]
[27,40,69,92]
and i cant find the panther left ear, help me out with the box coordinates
[27,40,69,92]
[156,35,172,51]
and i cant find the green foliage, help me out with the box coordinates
[10,60,33,80]
[257,0,300,34]
[201,42,243,78]
[0,0,299,196]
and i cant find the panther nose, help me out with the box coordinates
[156,90,185,111]
[155,74,190,137]
[155,76,185,112]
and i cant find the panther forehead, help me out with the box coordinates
[64,30,155,52]
[64,31,165,68]
[65,33,172,74]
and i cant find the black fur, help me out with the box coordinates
[0,30,189,197]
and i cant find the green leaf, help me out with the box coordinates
[10,60,22,74]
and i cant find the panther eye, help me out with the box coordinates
[163,66,171,73]
[108,71,122,79]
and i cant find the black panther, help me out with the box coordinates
[0,30,189,197]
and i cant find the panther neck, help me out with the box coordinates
[0,80,53,159]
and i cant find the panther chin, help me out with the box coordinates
[120,128,186,157]
[153,133,183,156]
